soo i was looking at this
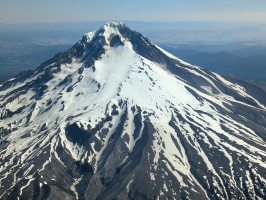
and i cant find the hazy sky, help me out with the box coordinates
[1,0,266,23]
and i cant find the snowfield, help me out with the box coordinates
[0,22,266,200]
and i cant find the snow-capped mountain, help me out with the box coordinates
[0,22,266,200]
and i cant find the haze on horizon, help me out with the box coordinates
[1,0,266,23]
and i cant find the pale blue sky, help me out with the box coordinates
[1,0,266,23]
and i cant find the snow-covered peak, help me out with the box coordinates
[81,22,129,48]
[0,22,266,200]
[102,21,125,29]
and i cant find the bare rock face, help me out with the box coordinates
[0,22,266,200]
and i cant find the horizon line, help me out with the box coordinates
[1,20,266,25]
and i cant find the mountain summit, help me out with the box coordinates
[0,22,266,200]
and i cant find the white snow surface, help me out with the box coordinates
[0,22,266,199]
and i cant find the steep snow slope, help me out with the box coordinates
[0,22,266,200]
